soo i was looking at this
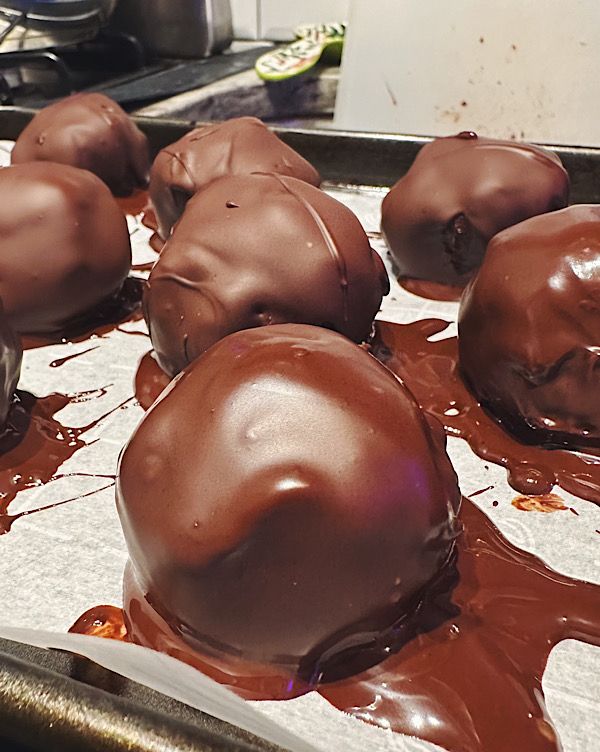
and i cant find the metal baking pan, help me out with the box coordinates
[2,106,600,198]
[0,105,599,752]
[0,637,274,752]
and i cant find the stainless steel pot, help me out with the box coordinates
[0,1,116,52]
[109,0,233,59]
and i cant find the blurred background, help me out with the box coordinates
[0,0,597,144]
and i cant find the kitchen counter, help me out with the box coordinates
[134,42,338,128]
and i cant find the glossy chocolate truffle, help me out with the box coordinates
[459,204,600,449]
[118,324,460,675]
[11,93,150,196]
[381,133,570,287]
[0,304,21,429]
[149,116,321,241]
[0,162,131,335]
[144,173,389,376]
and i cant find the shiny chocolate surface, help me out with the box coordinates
[459,204,600,449]
[381,133,569,288]
[117,324,460,678]
[11,93,150,197]
[0,162,131,335]
[144,173,389,375]
[150,116,321,242]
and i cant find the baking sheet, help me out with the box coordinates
[0,141,598,752]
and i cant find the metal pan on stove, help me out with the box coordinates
[0,1,116,53]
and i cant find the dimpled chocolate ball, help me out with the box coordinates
[149,116,321,241]
[144,172,389,376]
[459,205,600,449]
[118,324,460,676]
[12,93,150,196]
[381,132,569,287]
[0,162,131,335]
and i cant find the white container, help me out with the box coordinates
[230,0,349,40]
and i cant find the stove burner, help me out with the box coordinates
[0,8,24,46]
[0,29,150,105]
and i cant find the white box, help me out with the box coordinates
[335,0,600,146]
[258,0,349,41]
[230,0,259,39]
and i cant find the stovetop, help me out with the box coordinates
[0,32,272,111]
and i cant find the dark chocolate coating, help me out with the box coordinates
[0,303,21,428]
[0,162,131,335]
[149,116,321,241]
[118,324,460,674]
[459,204,600,449]
[11,93,150,197]
[381,133,570,287]
[144,173,389,376]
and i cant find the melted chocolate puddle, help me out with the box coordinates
[71,604,129,642]
[134,351,171,410]
[71,498,600,751]
[320,498,600,752]
[141,205,157,232]
[118,191,160,268]
[511,493,568,513]
[0,389,131,533]
[131,260,157,272]
[398,276,464,302]
[373,319,600,505]
[139,205,165,254]
[3,481,115,533]
[116,190,148,218]
[21,277,145,350]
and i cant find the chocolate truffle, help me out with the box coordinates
[0,304,22,429]
[118,324,460,677]
[459,204,600,449]
[11,93,150,196]
[149,116,321,241]
[144,173,389,376]
[381,132,570,287]
[0,162,131,335]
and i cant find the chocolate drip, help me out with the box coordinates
[372,319,600,504]
[116,190,151,219]
[49,346,100,368]
[21,277,144,350]
[72,497,600,752]
[134,351,171,410]
[398,277,464,302]
[267,173,350,323]
[320,498,600,752]
[0,390,133,534]
[71,605,129,642]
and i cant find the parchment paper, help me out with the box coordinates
[0,143,597,752]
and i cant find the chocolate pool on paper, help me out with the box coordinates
[72,496,600,752]
[373,319,600,504]
[0,389,133,534]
